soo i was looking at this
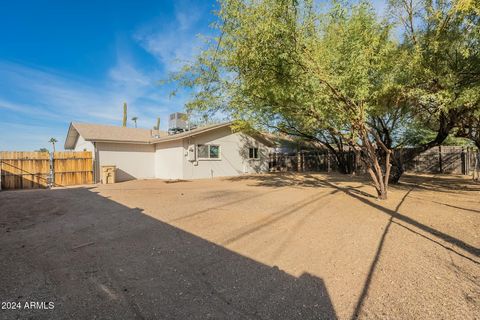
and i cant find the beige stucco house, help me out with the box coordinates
[64,122,272,182]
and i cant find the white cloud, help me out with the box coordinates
[134,1,210,72]
[0,60,190,150]
[176,6,202,31]
[0,1,214,151]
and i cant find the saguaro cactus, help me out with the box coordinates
[122,102,127,127]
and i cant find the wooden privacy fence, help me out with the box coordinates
[0,151,93,190]
[402,146,478,175]
[269,146,479,176]
[52,151,94,187]
[0,152,50,189]
[269,151,354,173]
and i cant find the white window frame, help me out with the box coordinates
[197,144,221,160]
[248,147,259,159]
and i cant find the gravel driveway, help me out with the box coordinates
[0,173,479,319]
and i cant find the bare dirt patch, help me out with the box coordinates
[0,173,478,319]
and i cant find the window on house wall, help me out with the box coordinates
[197,145,208,158]
[209,145,220,158]
[197,144,221,159]
[248,147,259,159]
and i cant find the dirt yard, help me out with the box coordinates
[0,173,479,319]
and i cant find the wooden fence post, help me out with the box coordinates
[475,149,479,181]
[438,146,443,173]
[302,152,305,172]
[49,152,54,188]
[297,152,301,172]
[327,152,331,172]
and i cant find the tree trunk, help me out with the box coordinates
[366,160,389,200]
[388,150,405,184]
[389,162,403,183]
[332,152,350,174]
[389,110,456,183]
[359,129,392,200]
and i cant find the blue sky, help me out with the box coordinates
[0,0,388,151]
[0,0,217,150]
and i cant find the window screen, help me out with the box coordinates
[197,144,220,159]
[197,145,209,158]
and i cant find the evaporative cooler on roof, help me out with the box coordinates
[169,112,187,130]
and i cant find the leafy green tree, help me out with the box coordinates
[456,115,480,149]
[172,0,402,199]
[171,0,479,197]
[403,122,472,146]
[386,0,480,180]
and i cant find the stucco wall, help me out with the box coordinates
[179,127,270,180]
[155,140,184,179]
[73,135,94,152]
[96,142,155,182]
[73,127,270,182]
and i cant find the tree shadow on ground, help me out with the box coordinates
[227,173,480,319]
[226,171,366,188]
[227,172,480,194]
[170,187,286,223]
[405,197,480,214]
[395,174,480,193]
[320,179,480,258]
[0,188,337,320]
[225,172,480,319]
[220,190,340,246]
[227,173,480,258]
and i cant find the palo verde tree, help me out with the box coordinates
[386,0,480,181]
[457,110,480,149]
[173,0,404,199]
[172,0,403,199]
[304,1,402,199]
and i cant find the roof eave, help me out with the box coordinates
[64,122,79,150]
[85,139,152,145]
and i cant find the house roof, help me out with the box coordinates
[64,121,246,149]
[64,122,166,149]
[149,122,234,143]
